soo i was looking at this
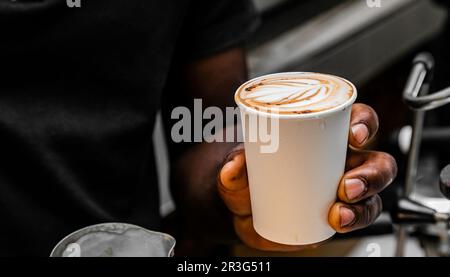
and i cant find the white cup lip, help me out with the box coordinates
[235,72,357,120]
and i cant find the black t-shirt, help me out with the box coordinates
[0,0,258,256]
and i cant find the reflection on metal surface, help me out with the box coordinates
[50,223,176,257]
[252,0,289,12]
[248,0,447,85]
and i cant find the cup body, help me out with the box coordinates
[236,72,357,245]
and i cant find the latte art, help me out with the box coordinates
[236,73,355,115]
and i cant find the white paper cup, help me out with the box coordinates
[235,72,357,245]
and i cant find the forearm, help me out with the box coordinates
[163,48,248,244]
[172,138,240,243]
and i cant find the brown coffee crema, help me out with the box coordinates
[236,73,355,115]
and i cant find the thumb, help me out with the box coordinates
[218,147,252,217]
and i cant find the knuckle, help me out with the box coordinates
[373,195,383,219]
[375,194,383,210]
[368,195,382,219]
[357,105,379,132]
[365,195,381,217]
[379,152,396,167]
[363,205,372,226]
[377,152,398,182]
[368,152,397,184]
[370,108,380,130]
[386,153,398,177]
[365,166,382,187]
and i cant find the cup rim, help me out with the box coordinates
[235,72,357,120]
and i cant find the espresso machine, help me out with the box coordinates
[391,52,450,257]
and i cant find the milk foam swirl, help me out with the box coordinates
[236,73,355,115]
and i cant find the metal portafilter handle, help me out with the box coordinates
[395,53,450,256]
[403,53,450,111]
[391,198,449,225]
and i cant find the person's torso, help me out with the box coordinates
[0,0,187,256]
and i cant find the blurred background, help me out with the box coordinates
[155,0,450,256]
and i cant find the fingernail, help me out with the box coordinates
[351,123,369,145]
[340,206,356,228]
[345,179,366,200]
